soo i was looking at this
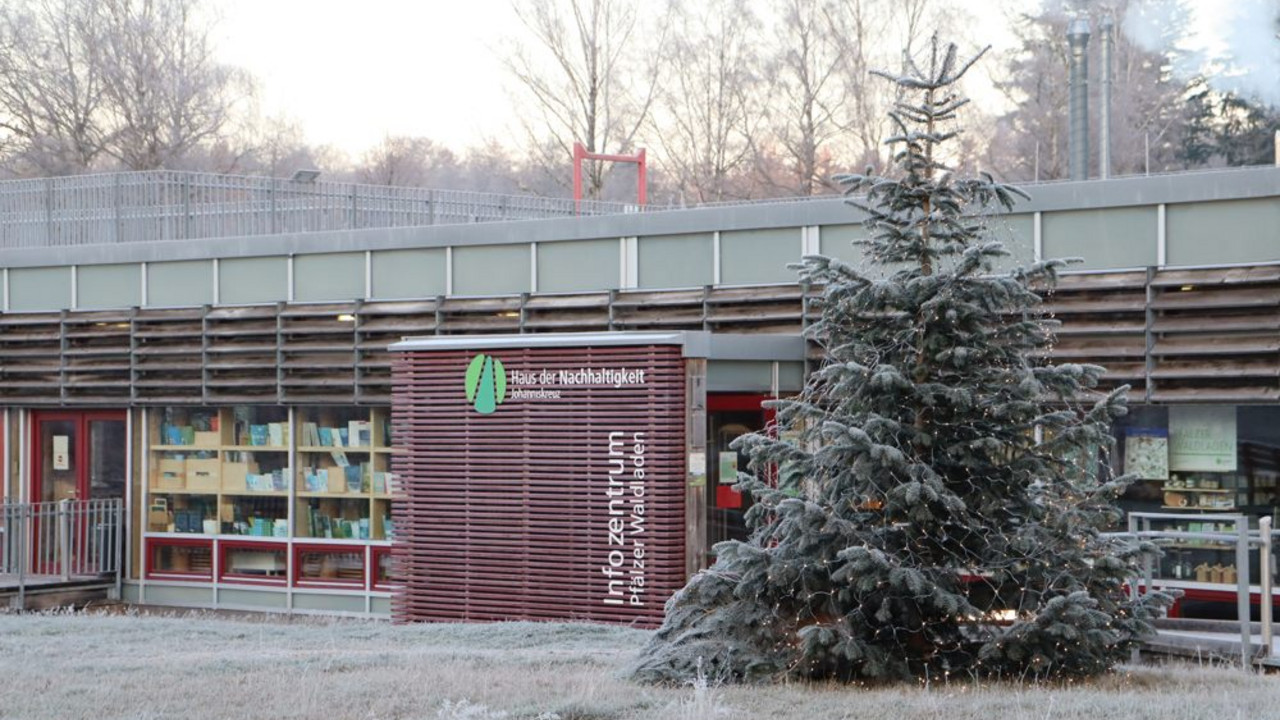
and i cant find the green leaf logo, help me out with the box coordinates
[464,353,506,414]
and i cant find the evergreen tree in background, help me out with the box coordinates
[633,37,1173,684]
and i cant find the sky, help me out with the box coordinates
[216,0,523,156]
[214,0,1276,159]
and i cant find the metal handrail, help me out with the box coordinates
[1,498,124,608]
[1117,511,1279,669]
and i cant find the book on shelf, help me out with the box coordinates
[349,420,372,447]
[249,424,269,447]
[318,427,334,446]
[345,464,362,493]
[302,422,320,446]
[330,449,349,467]
[268,423,284,447]
[338,428,350,447]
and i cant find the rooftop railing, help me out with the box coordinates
[0,170,641,248]
[0,165,1271,250]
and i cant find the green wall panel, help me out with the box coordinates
[538,239,619,292]
[987,213,1035,270]
[453,244,530,296]
[638,233,713,289]
[219,256,288,304]
[1042,206,1157,270]
[8,266,71,311]
[294,252,365,301]
[371,248,446,299]
[77,263,141,308]
[818,223,868,267]
[720,228,800,285]
[148,260,213,307]
[1167,198,1280,266]
[370,596,392,616]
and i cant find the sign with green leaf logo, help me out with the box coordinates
[464,353,506,414]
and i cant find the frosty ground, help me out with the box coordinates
[0,611,1273,720]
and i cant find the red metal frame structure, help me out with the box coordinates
[572,142,647,212]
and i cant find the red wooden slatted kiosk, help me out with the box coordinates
[389,332,717,627]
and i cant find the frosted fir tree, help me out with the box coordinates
[633,37,1172,684]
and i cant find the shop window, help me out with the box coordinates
[219,541,288,585]
[146,538,213,580]
[294,545,365,588]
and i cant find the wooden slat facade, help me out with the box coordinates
[0,264,1277,406]
[392,343,687,626]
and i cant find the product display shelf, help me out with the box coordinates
[143,404,397,592]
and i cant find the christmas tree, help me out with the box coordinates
[633,37,1172,684]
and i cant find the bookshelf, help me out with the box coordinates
[295,406,396,541]
[143,404,398,593]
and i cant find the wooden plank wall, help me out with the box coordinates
[0,264,1275,406]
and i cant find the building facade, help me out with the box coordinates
[0,167,1277,617]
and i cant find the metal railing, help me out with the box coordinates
[1,498,124,608]
[1121,512,1277,668]
[0,171,639,248]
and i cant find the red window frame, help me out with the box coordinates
[372,546,397,591]
[145,537,214,581]
[292,543,367,589]
[218,540,288,586]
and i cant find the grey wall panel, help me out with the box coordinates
[142,584,212,607]
[293,593,367,613]
[453,243,530,295]
[638,233,713,289]
[370,596,392,616]
[1042,206,1157,269]
[8,266,71,311]
[294,252,365,301]
[219,256,288,304]
[148,260,213,307]
[217,588,288,609]
[538,239,619,292]
[1167,198,1280,266]
[371,248,446,299]
[77,263,141,308]
[720,228,800,285]
[708,360,805,392]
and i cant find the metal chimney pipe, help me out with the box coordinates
[1068,18,1091,181]
[1100,14,1113,179]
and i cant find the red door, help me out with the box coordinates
[30,410,127,504]
[29,410,127,575]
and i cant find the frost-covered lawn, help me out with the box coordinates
[0,611,1273,720]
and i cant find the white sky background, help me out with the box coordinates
[215,0,1269,160]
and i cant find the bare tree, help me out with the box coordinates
[504,0,665,199]
[0,0,110,175]
[648,0,763,203]
[95,0,249,170]
[760,0,852,195]
[359,135,461,187]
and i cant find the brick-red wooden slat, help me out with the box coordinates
[392,343,687,627]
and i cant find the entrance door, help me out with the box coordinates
[31,410,127,504]
[29,410,127,575]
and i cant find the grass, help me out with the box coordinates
[0,609,1273,719]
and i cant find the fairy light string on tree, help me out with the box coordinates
[632,35,1173,684]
